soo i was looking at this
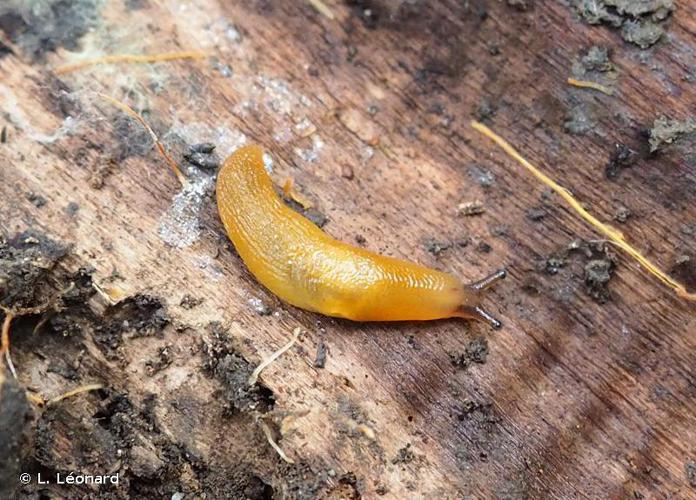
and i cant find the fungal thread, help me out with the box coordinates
[248,327,302,386]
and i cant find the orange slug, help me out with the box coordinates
[216,145,505,327]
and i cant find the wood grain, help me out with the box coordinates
[1,0,695,498]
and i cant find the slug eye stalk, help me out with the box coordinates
[461,269,507,329]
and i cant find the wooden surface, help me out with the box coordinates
[1,0,695,498]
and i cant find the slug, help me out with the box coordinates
[216,145,505,327]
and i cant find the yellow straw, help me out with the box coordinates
[471,120,695,301]
[56,51,208,75]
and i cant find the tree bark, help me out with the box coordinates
[1,0,695,498]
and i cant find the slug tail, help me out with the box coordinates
[458,269,507,329]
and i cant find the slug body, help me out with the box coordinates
[216,145,504,326]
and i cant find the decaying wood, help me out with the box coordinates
[1,0,695,498]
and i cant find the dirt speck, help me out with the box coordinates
[685,460,696,488]
[621,20,664,49]
[579,45,614,73]
[474,98,497,123]
[341,164,355,179]
[346,0,381,29]
[670,254,696,294]
[184,142,220,171]
[180,294,203,309]
[25,191,47,208]
[584,259,615,303]
[65,201,79,216]
[93,294,169,357]
[391,443,416,464]
[477,241,492,253]
[314,339,327,368]
[571,0,674,48]
[424,238,451,256]
[614,206,631,223]
[648,116,696,153]
[0,230,68,309]
[565,102,597,135]
[248,297,272,316]
[541,240,617,302]
[145,344,173,376]
[455,398,501,465]
[526,207,546,221]
[450,337,489,370]
[506,0,530,11]
[468,164,495,188]
[458,201,485,216]
[605,143,638,179]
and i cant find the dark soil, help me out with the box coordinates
[0,230,69,309]
[0,0,102,59]
[541,240,618,303]
[0,230,336,499]
[0,373,30,500]
[201,322,275,414]
[571,0,675,48]
[449,337,489,370]
[454,398,501,465]
[649,116,696,153]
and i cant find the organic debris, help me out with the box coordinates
[450,337,489,370]
[248,327,302,386]
[572,0,675,48]
[56,50,208,74]
[648,116,696,153]
[98,93,185,185]
[0,370,29,499]
[307,0,335,20]
[471,120,695,301]
[184,142,220,170]
[567,77,614,96]
[260,418,294,464]
[458,201,485,216]
[314,340,327,368]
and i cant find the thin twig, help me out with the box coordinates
[471,120,695,301]
[56,51,208,75]
[26,391,46,406]
[307,0,335,19]
[97,93,186,186]
[1,312,16,378]
[567,77,614,95]
[46,383,104,406]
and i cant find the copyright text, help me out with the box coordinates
[19,472,119,486]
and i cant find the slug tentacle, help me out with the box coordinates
[216,144,505,326]
[455,269,506,329]
[469,269,507,291]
